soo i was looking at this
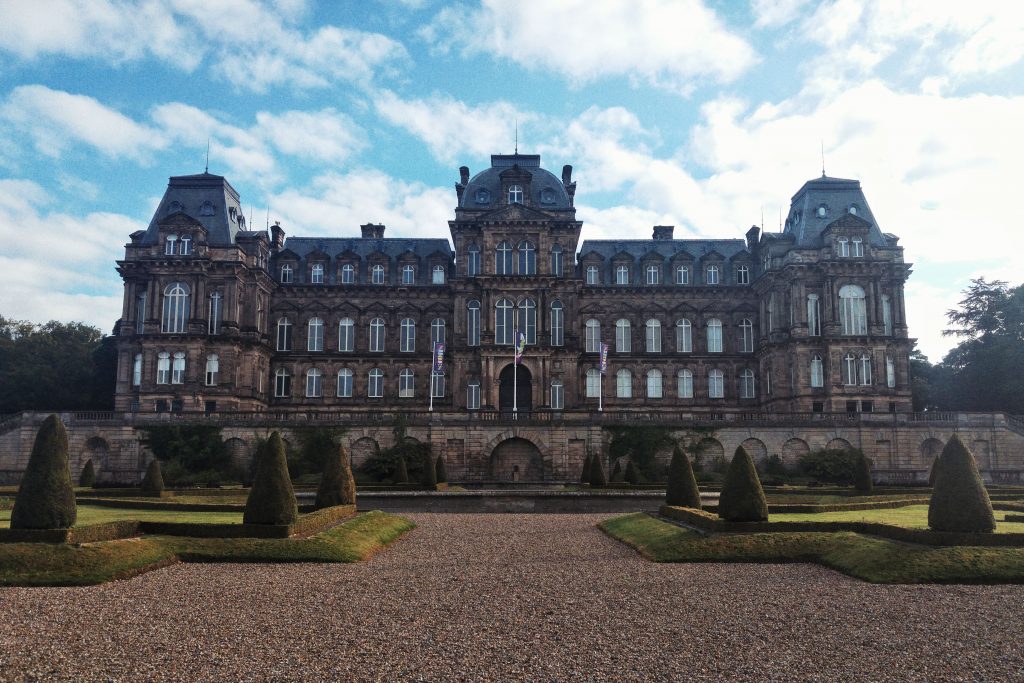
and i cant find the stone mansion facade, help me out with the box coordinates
[113,153,914,420]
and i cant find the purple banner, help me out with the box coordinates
[600,342,609,375]
[433,342,445,372]
[514,330,526,365]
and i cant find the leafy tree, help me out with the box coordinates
[244,432,298,525]
[606,426,675,481]
[718,446,768,522]
[909,348,937,412]
[10,415,77,529]
[141,459,165,495]
[79,459,96,488]
[928,434,995,532]
[665,446,701,509]
[798,448,866,485]
[288,426,346,479]
[138,425,232,486]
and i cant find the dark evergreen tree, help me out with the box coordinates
[10,414,77,530]
[79,459,96,488]
[315,442,349,509]
[420,449,437,488]
[435,455,448,484]
[928,455,940,487]
[243,431,299,525]
[854,453,873,493]
[665,446,701,509]
[718,446,768,522]
[610,459,623,482]
[580,452,593,485]
[141,459,165,495]
[624,459,640,485]
[394,454,409,484]
[928,434,995,532]
[590,453,607,488]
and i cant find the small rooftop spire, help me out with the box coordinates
[821,140,826,177]
[205,138,210,174]
[514,118,518,155]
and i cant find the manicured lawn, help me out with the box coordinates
[0,511,415,586]
[763,493,929,505]
[0,505,242,528]
[600,512,1024,584]
[771,504,1024,533]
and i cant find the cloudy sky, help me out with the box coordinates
[0,0,1021,362]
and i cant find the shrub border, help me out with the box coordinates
[0,520,143,545]
[139,504,354,539]
[76,497,243,513]
[659,505,1024,547]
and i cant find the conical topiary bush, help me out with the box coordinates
[243,431,298,525]
[394,455,409,484]
[590,453,608,488]
[141,459,165,495]
[624,459,640,485]
[10,414,77,530]
[610,459,623,482]
[928,434,995,533]
[928,455,940,487]
[421,449,437,488]
[315,442,352,509]
[435,455,448,484]
[580,452,593,485]
[665,445,701,509]
[79,459,96,488]
[718,445,768,522]
[854,453,873,493]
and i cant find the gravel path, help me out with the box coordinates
[1,513,1023,682]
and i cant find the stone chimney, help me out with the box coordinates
[562,165,573,185]
[270,221,285,249]
[652,225,674,240]
[360,223,385,239]
[745,225,761,252]
[460,166,470,185]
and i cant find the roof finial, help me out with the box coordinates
[760,206,764,229]
[821,140,826,177]
[266,204,270,230]
[205,138,210,174]
[514,118,518,155]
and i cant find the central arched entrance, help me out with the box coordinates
[498,363,532,413]
[490,437,543,481]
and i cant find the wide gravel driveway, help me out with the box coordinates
[1,513,1023,681]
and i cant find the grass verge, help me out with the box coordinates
[600,512,1024,584]
[0,511,414,587]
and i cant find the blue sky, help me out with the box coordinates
[1,0,1022,363]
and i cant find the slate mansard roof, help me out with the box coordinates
[783,175,889,247]
[142,172,245,247]
[278,237,453,261]
[578,238,750,262]
[459,154,573,211]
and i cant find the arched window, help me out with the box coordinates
[431,318,446,345]
[156,352,170,384]
[132,353,142,386]
[740,318,754,353]
[616,369,632,398]
[839,285,867,335]
[615,319,631,353]
[161,282,190,333]
[708,369,724,398]
[518,241,536,275]
[852,237,864,257]
[496,242,513,275]
[400,318,416,352]
[274,368,291,397]
[508,184,524,204]
[341,264,355,284]
[280,264,293,283]
[179,235,191,255]
[307,317,324,352]
[311,263,324,284]
[432,265,445,284]
[807,294,821,336]
[886,356,896,388]
[466,245,480,276]
[811,355,824,387]
[518,298,537,344]
[615,265,630,285]
[740,369,755,398]
[171,352,185,384]
[736,265,750,285]
[369,318,385,352]
[368,368,384,398]
[495,298,514,345]
[586,265,599,285]
[675,265,690,284]
[467,380,481,409]
[585,368,601,398]
[882,295,893,336]
[205,354,219,386]
[585,319,601,353]
[676,319,692,353]
[550,301,564,346]
[837,237,850,257]
[431,370,445,398]
[645,319,661,353]
[860,354,872,385]
[550,380,564,409]
[677,369,693,398]
[306,368,322,397]
[165,235,177,255]
[371,264,385,284]
[467,300,481,346]
[277,317,292,351]
[337,368,353,397]
[842,353,857,385]
[399,368,415,398]
[551,245,563,276]
[338,318,354,352]
[646,369,663,398]
[207,292,222,335]
[646,264,660,285]
[401,264,415,285]
[707,318,723,353]
[706,265,719,285]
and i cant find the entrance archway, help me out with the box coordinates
[498,363,532,412]
[490,437,543,481]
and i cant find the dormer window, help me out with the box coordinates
[165,235,177,255]
[736,265,749,284]
[475,188,490,205]
[586,265,599,285]
[615,265,629,285]
[848,205,858,216]
[706,264,720,285]
[280,264,294,283]
[432,265,445,284]
[675,265,690,285]
[646,265,660,285]
[508,184,524,204]
[837,238,850,257]
[402,264,415,285]
[179,235,191,255]
[540,187,555,204]
[311,263,324,284]
[372,265,385,284]
[851,237,864,257]
[816,205,828,218]
[341,264,355,284]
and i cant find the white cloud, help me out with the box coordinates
[0,0,409,93]
[422,0,757,93]
[255,109,366,165]
[751,0,814,28]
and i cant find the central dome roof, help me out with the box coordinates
[459,154,572,211]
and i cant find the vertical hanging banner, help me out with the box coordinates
[514,330,526,365]
[433,342,446,372]
[599,342,609,375]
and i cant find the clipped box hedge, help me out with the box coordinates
[0,520,143,545]
[75,497,243,513]
[140,504,355,539]
[659,505,1024,547]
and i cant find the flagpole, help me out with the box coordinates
[599,372,603,413]
[429,371,434,412]
[513,350,518,415]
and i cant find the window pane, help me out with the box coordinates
[707,319,722,352]
[585,320,600,353]
[550,380,564,409]
[677,370,693,398]
[676,319,692,353]
[645,320,661,353]
[647,370,662,398]
[467,301,480,346]
[615,319,631,353]
[616,369,632,398]
[550,301,564,346]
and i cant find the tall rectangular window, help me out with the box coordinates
[807,294,821,336]
[675,265,689,284]
[585,369,601,397]
[338,319,354,352]
[135,293,146,334]
[208,293,222,335]
[205,354,219,386]
[467,302,480,346]
[886,356,896,388]
[171,352,185,384]
[882,295,893,336]
[586,266,599,285]
[550,302,564,346]
[550,380,564,409]
[337,369,353,397]
[467,381,481,409]
[132,353,142,386]
[615,265,629,285]
[156,352,170,384]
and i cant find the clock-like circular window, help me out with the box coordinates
[475,188,490,204]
